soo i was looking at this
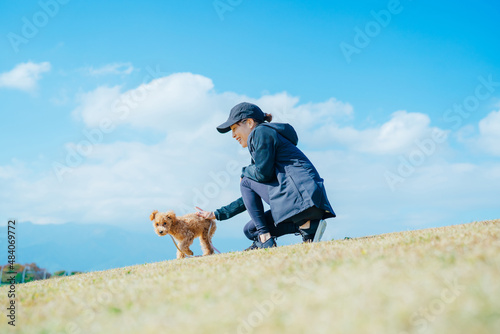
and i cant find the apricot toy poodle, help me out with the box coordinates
[150,210,217,259]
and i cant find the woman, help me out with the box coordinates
[196,102,335,250]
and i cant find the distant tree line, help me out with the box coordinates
[0,263,82,284]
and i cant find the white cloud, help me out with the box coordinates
[458,110,500,156]
[0,62,51,92]
[84,62,134,76]
[72,85,122,123]
[72,73,355,133]
[73,72,441,156]
[254,93,354,130]
[477,110,500,155]
[72,72,243,131]
[303,110,448,154]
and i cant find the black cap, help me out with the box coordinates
[217,102,265,133]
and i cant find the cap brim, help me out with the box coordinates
[216,119,235,133]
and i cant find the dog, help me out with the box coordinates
[150,210,217,259]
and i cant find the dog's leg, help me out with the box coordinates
[178,238,194,257]
[200,228,215,256]
[176,249,185,259]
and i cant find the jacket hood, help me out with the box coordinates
[260,123,298,146]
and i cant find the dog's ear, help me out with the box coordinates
[166,210,176,220]
[150,210,159,221]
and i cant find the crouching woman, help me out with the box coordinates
[196,102,335,250]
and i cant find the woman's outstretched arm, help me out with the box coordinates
[196,197,246,221]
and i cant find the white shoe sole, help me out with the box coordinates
[313,220,327,242]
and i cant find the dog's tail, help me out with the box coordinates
[150,210,159,221]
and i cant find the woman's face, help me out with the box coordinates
[230,119,256,148]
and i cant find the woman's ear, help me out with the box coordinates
[247,118,257,129]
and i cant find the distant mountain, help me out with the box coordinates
[1,221,247,273]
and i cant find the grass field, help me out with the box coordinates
[1,219,500,334]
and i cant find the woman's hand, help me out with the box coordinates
[195,207,215,220]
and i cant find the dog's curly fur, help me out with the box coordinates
[150,210,217,259]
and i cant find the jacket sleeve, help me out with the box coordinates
[214,197,246,221]
[241,127,277,182]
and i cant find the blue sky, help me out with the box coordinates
[1,0,499,247]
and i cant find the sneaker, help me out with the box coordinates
[302,235,314,243]
[299,219,319,243]
[255,237,277,249]
[244,241,259,251]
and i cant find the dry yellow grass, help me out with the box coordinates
[1,220,500,334]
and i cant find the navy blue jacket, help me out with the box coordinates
[214,123,335,224]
